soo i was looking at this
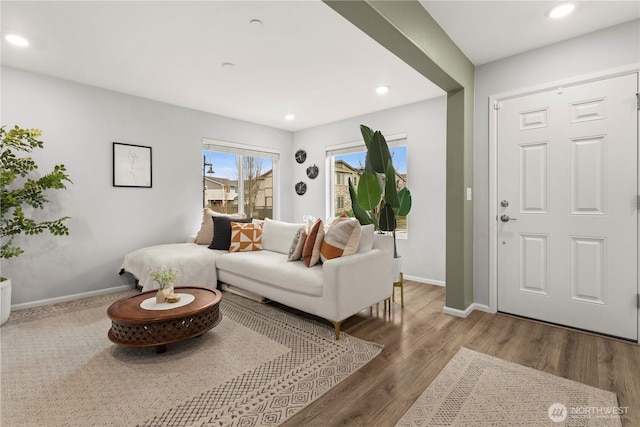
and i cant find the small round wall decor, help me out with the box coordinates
[295,149,307,164]
[295,181,307,195]
[306,164,319,179]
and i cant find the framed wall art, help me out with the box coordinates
[306,164,319,179]
[295,149,307,164]
[295,181,307,195]
[113,142,152,188]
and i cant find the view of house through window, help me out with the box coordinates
[329,141,408,235]
[202,144,277,220]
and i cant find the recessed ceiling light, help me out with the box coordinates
[250,19,263,26]
[221,62,236,69]
[547,3,575,18]
[5,34,29,47]
[285,114,295,121]
[376,85,390,95]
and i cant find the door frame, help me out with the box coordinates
[488,65,640,340]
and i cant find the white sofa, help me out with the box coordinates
[120,219,394,339]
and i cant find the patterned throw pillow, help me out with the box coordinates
[287,226,307,261]
[320,217,361,262]
[302,219,324,267]
[229,222,263,253]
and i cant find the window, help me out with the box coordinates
[326,134,408,236]
[202,140,279,220]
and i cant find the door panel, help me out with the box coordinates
[497,73,638,340]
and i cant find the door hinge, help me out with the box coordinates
[494,102,502,110]
[637,293,640,309]
[636,93,640,111]
[637,194,640,210]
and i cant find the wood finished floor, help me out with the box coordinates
[280,281,640,427]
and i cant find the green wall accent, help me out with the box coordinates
[325,0,475,310]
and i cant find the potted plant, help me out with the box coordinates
[1,125,72,325]
[347,125,412,281]
[150,267,179,303]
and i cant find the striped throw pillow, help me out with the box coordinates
[320,217,361,262]
[302,219,324,267]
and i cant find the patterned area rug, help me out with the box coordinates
[396,347,622,427]
[1,290,382,426]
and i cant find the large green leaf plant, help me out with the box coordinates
[348,125,411,258]
[1,126,72,260]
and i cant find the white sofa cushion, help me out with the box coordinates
[261,218,306,254]
[216,251,323,296]
[357,224,375,253]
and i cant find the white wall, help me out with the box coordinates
[1,67,293,305]
[473,19,640,305]
[292,97,447,284]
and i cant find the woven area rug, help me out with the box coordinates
[1,290,382,426]
[396,347,622,427]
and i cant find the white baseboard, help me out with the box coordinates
[11,285,132,311]
[403,275,445,287]
[443,302,494,318]
[472,303,494,313]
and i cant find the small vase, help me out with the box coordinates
[156,289,166,304]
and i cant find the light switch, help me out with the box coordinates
[466,187,472,201]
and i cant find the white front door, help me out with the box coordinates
[497,73,638,340]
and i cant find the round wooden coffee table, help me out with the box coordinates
[107,287,222,353]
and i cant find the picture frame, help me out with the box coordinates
[113,142,152,188]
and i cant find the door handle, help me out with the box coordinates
[500,214,518,222]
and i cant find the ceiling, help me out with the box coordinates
[1,1,638,132]
[421,1,639,66]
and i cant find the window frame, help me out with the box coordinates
[202,138,280,220]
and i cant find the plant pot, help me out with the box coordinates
[1,278,12,326]
[393,257,402,283]
[156,289,166,304]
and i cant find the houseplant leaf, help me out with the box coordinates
[368,131,392,174]
[378,203,396,232]
[397,187,412,216]
[384,160,399,209]
[357,170,382,211]
[348,177,375,226]
[363,151,376,174]
[360,124,374,150]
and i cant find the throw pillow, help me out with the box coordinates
[229,222,263,252]
[194,208,245,245]
[302,219,324,267]
[287,226,307,261]
[320,217,361,262]
[261,218,307,254]
[209,217,252,250]
[357,224,375,253]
